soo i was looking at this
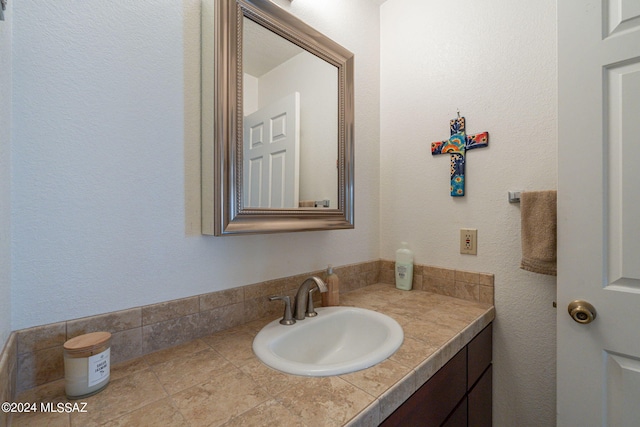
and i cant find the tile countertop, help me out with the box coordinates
[12,284,494,427]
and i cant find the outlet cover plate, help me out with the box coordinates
[460,228,477,255]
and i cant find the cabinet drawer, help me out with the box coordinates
[467,324,492,389]
[381,348,466,427]
[442,397,467,427]
[468,364,492,427]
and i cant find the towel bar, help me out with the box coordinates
[508,191,521,203]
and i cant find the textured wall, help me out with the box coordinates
[8,2,559,423]
[380,0,557,425]
[11,0,381,329]
[0,2,12,349]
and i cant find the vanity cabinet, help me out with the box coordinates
[381,323,492,427]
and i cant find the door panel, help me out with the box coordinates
[558,1,640,425]
[605,61,640,287]
[243,92,300,208]
[605,351,640,426]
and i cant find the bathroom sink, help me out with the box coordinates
[252,306,404,376]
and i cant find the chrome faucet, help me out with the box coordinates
[294,276,328,320]
[268,295,296,325]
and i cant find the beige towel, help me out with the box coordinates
[520,190,557,276]
[298,200,315,207]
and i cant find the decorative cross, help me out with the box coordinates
[431,115,488,196]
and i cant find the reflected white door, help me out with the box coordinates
[558,1,640,425]
[243,92,300,208]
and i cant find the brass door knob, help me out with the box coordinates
[567,300,597,324]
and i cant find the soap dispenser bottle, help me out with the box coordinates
[322,265,340,306]
[395,242,414,290]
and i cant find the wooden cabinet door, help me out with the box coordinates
[468,364,492,427]
[381,348,466,426]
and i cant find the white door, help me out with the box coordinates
[558,1,640,426]
[243,92,300,208]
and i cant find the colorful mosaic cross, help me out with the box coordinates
[431,116,489,196]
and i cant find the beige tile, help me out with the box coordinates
[429,294,491,320]
[109,356,150,381]
[379,259,394,273]
[142,313,200,354]
[379,269,395,285]
[411,273,423,291]
[479,285,495,304]
[340,359,409,398]
[16,322,66,354]
[222,398,308,427]
[0,332,17,403]
[243,296,282,324]
[198,302,245,336]
[12,410,71,427]
[201,331,256,368]
[364,269,380,287]
[171,369,270,427]
[424,272,456,291]
[454,281,480,302]
[239,359,308,396]
[380,292,441,320]
[110,327,142,364]
[276,376,374,426]
[340,284,408,309]
[12,379,70,427]
[455,269,480,284]
[377,305,427,326]
[101,397,189,427]
[142,297,199,325]
[243,280,285,300]
[398,318,463,349]
[199,287,244,311]
[423,266,455,281]
[17,346,64,392]
[69,369,167,427]
[339,292,390,311]
[337,274,360,294]
[144,339,211,366]
[14,376,64,398]
[238,316,274,334]
[151,348,232,394]
[479,272,494,286]
[66,308,141,339]
[414,338,468,387]
[389,336,438,369]
[377,371,417,420]
[344,400,379,427]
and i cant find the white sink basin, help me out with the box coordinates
[252,306,404,376]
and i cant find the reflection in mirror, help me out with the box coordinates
[242,17,338,209]
[201,0,354,235]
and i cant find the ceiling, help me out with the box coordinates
[243,17,303,78]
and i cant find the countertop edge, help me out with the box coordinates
[346,306,496,426]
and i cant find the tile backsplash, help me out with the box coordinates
[379,261,495,305]
[0,332,16,427]
[0,259,493,402]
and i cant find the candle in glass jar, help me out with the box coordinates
[63,332,111,399]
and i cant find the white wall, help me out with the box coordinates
[11,0,381,329]
[0,2,12,349]
[8,1,559,423]
[380,1,557,426]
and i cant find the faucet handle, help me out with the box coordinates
[306,288,319,317]
[269,295,296,325]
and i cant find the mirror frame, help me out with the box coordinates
[202,0,354,235]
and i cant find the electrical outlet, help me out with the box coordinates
[460,228,477,255]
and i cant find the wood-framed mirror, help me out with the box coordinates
[202,0,354,235]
